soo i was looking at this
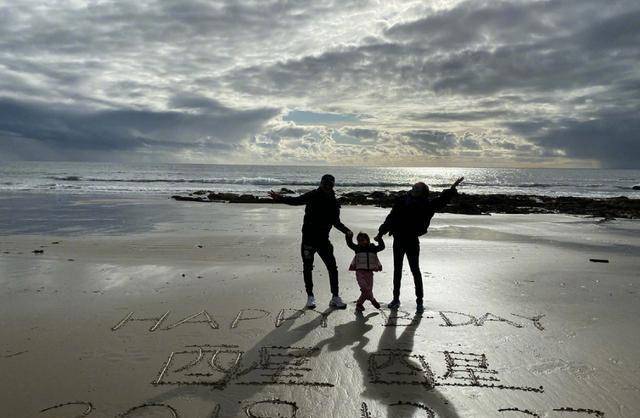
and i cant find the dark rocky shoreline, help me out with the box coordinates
[171,189,640,219]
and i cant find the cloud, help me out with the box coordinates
[340,127,379,139]
[168,93,229,111]
[505,112,640,168]
[405,110,512,122]
[227,0,639,98]
[0,97,279,161]
[403,130,459,156]
[0,0,638,167]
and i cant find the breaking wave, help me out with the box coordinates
[45,176,610,189]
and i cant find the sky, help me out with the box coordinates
[0,0,639,168]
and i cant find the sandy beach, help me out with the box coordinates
[1,195,639,417]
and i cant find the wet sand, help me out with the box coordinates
[1,201,639,417]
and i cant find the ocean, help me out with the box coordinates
[1,161,639,198]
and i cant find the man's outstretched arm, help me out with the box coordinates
[268,190,312,206]
[333,205,352,236]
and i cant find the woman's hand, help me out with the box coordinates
[451,177,464,189]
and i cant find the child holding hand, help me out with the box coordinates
[346,231,385,311]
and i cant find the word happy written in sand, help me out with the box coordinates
[110,307,546,332]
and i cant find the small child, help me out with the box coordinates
[346,231,385,311]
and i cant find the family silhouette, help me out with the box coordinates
[270,174,464,313]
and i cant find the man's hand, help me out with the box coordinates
[451,177,464,189]
[374,233,383,242]
[345,230,354,238]
[268,190,283,200]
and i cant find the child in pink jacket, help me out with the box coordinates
[346,231,385,311]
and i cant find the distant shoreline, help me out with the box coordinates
[172,189,640,219]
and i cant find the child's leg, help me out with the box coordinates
[358,272,374,302]
[365,275,376,302]
[356,273,368,306]
[366,275,380,308]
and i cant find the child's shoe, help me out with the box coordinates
[355,304,365,312]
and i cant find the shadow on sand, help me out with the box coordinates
[145,307,459,417]
[145,307,332,417]
[315,311,460,418]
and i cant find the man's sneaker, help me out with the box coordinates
[387,299,401,309]
[306,295,316,309]
[355,304,365,312]
[371,300,381,309]
[416,302,425,313]
[329,296,347,309]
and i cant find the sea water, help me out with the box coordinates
[0,161,639,198]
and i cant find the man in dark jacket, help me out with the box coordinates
[375,177,464,312]
[269,174,352,309]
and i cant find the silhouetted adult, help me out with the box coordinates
[375,177,464,312]
[269,174,352,309]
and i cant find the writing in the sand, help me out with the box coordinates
[497,407,605,417]
[38,400,606,417]
[110,307,546,332]
[153,344,332,388]
[367,349,543,393]
[150,344,541,393]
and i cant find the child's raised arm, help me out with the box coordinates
[345,230,358,251]
[373,235,385,252]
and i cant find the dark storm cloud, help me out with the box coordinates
[0,97,278,159]
[505,112,640,168]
